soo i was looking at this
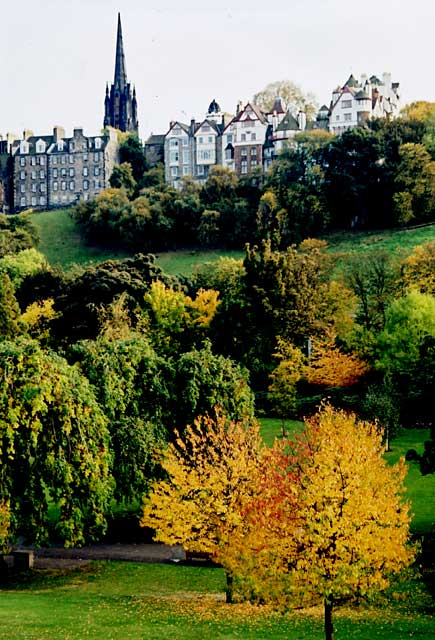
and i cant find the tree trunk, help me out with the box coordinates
[324,600,334,640]
[225,572,233,604]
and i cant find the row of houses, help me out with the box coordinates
[145,72,401,188]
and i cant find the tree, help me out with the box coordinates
[118,134,148,183]
[400,101,435,121]
[253,80,318,120]
[0,213,39,258]
[0,338,112,546]
[291,405,413,640]
[400,241,435,295]
[305,334,369,388]
[0,248,48,289]
[141,411,265,602]
[394,143,435,224]
[0,273,22,339]
[109,162,137,197]
[268,338,306,430]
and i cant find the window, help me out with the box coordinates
[83,153,88,161]
[202,125,211,132]
[69,168,75,177]
[241,160,248,174]
[169,152,179,164]
[342,100,352,109]
[40,183,46,193]
[94,153,100,162]
[251,132,256,141]
[225,148,233,160]
[20,184,26,193]
[242,121,251,128]
[182,138,188,147]
[40,170,45,179]
[61,155,66,164]
[61,181,67,191]
[94,180,100,189]
[31,157,36,166]
[69,155,74,164]
[226,134,233,144]
[198,137,203,144]
[36,141,46,153]
[251,159,257,167]
[241,147,247,157]
[208,136,213,143]
[170,166,178,177]
[39,196,46,206]
[61,168,67,177]
[20,197,26,207]
[197,150,212,161]
[20,171,26,180]
[52,156,58,165]
[250,147,257,156]
[31,196,37,206]
[38,155,45,166]
[53,168,58,178]
[94,138,102,149]
[344,113,352,122]
[197,165,204,176]
[53,182,58,191]
[183,150,190,163]
[20,157,26,167]
[170,139,179,147]
[83,167,88,177]
[336,115,340,121]
[183,166,189,175]
[69,181,75,191]
[94,167,100,177]
[83,180,89,190]
[31,183,37,193]
[241,133,246,142]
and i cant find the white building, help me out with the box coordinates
[325,72,401,135]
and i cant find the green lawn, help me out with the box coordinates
[0,561,433,640]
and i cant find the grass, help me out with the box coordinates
[30,208,435,276]
[0,561,433,640]
[324,224,435,262]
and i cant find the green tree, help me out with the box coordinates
[0,338,112,546]
[118,134,148,183]
[394,143,435,224]
[0,273,21,339]
[109,162,137,197]
[0,248,48,288]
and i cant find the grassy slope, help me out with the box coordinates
[31,208,435,275]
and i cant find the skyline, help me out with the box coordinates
[1,0,434,140]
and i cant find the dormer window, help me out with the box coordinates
[58,140,64,151]
[35,139,46,153]
[20,141,29,154]
[95,137,102,150]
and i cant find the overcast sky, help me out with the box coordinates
[1,0,434,140]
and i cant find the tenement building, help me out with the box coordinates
[11,127,119,212]
[103,13,138,134]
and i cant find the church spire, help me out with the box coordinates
[114,13,127,90]
[104,13,138,133]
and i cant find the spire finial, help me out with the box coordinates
[114,13,127,89]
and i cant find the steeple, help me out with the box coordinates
[103,13,139,134]
[114,13,127,90]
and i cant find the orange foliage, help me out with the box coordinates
[305,336,369,387]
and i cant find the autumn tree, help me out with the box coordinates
[291,405,413,640]
[305,334,369,388]
[400,241,435,294]
[268,338,306,430]
[109,162,137,197]
[253,80,318,120]
[141,411,265,602]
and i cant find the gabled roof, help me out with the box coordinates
[195,119,222,135]
[355,90,371,100]
[344,74,359,88]
[233,102,268,124]
[166,122,190,137]
[275,110,300,132]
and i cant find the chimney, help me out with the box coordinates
[236,100,243,116]
[190,119,196,135]
[298,111,307,131]
[382,72,392,89]
[73,128,84,138]
[53,126,65,142]
[22,129,34,140]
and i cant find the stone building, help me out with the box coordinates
[11,127,119,212]
[104,13,138,134]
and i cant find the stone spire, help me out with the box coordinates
[114,13,127,90]
[103,13,138,134]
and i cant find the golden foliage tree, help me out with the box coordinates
[305,335,369,387]
[291,404,414,640]
[400,241,435,295]
[141,411,265,602]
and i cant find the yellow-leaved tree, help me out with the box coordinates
[140,411,265,602]
[305,334,369,387]
[292,404,414,640]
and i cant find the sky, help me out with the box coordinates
[1,0,434,141]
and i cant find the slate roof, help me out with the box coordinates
[275,111,300,132]
[145,134,166,145]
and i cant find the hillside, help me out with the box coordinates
[30,208,435,276]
